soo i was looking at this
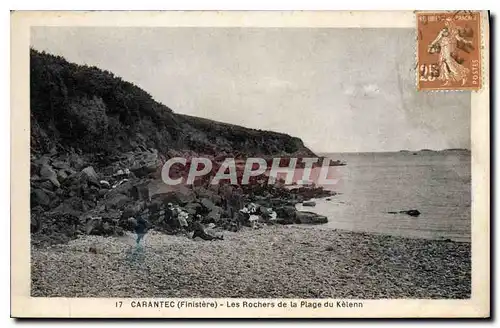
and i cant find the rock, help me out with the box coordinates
[85,217,102,235]
[389,209,421,217]
[151,186,196,205]
[275,206,297,219]
[401,209,421,217]
[57,169,68,182]
[295,211,328,224]
[85,216,120,236]
[206,206,225,223]
[113,169,125,176]
[81,166,100,186]
[104,192,130,210]
[31,188,51,207]
[131,182,150,201]
[52,160,71,170]
[39,180,55,191]
[325,246,334,251]
[325,198,332,201]
[99,180,111,189]
[50,197,85,217]
[196,187,223,206]
[67,153,85,170]
[200,198,216,211]
[184,202,203,215]
[31,215,41,233]
[122,202,144,219]
[302,201,316,207]
[206,210,221,223]
[129,150,160,177]
[33,156,51,166]
[113,180,133,194]
[39,164,60,188]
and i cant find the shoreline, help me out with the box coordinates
[32,224,471,299]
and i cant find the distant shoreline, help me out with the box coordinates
[318,149,471,156]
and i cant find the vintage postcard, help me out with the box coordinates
[11,11,490,318]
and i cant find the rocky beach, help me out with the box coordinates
[29,49,471,300]
[31,225,471,299]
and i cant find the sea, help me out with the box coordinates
[296,151,471,242]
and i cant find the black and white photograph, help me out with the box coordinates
[10,10,490,318]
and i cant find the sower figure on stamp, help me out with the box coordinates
[428,18,474,86]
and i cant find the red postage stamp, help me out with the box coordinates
[417,11,482,91]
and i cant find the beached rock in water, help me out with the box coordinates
[388,209,421,217]
[295,211,328,224]
[401,209,421,217]
[302,201,316,207]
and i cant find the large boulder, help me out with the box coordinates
[151,186,196,205]
[81,166,100,187]
[275,206,297,220]
[129,150,160,178]
[295,211,328,224]
[49,196,94,217]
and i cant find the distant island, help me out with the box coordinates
[399,148,470,153]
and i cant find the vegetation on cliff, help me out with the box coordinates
[30,48,315,159]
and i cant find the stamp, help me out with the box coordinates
[417,11,482,91]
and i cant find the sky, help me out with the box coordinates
[31,27,471,153]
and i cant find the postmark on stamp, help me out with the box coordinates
[417,11,482,91]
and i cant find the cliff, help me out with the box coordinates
[30,49,316,160]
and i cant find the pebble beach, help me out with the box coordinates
[31,225,471,299]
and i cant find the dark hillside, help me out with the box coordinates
[30,49,315,159]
